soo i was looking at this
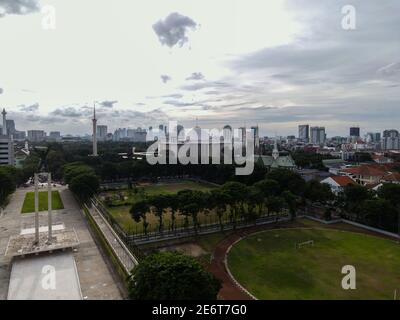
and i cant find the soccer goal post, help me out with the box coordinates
[295,240,314,249]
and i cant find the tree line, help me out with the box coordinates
[130,169,335,235]
[338,183,400,233]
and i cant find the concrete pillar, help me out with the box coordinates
[47,172,52,244]
[34,173,39,245]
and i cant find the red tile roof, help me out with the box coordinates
[331,176,356,186]
[342,165,386,177]
[382,172,400,182]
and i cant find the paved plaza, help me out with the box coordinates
[0,186,123,300]
[8,251,82,300]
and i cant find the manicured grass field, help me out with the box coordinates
[102,180,218,233]
[21,191,64,213]
[228,228,400,299]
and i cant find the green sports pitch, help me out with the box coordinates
[21,191,64,213]
[228,228,400,300]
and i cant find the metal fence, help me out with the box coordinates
[91,196,145,260]
[91,195,289,245]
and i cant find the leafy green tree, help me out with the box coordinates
[128,252,221,300]
[46,150,66,181]
[246,186,264,221]
[266,169,305,195]
[163,194,178,231]
[147,195,169,233]
[176,189,195,230]
[69,173,100,202]
[101,162,119,181]
[221,182,247,229]
[304,180,334,203]
[64,162,95,184]
[282,190,298,220]
[356,199,396,230]
[377,183,400,234]
[0,166,17,207]
[130,200,150,235]
[342,184,372,203]
[208,189,231,231]
[265,196,286,217]
[188,190,207,234]
[340,184,373,219]
[377,184,400,207]
[254,179,280,197]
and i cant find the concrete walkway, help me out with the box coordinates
[86,201,138,274]
[0,187,123,300]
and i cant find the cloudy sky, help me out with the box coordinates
[0,0,399,136]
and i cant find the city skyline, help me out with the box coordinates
[0,0,399,136]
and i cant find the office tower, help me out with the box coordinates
[6,119,15,135]
[49,131,61,141]
[251,125,260,151]
[350,127,360,137]
[97,125,108,141]
[298,124,310,142]
[310,126,326,145]
[27,130,46,142]
[0,108,15,165]
[366,132,381,143]
[382,129,400,150]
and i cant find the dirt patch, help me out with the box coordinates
[160,243,207,257]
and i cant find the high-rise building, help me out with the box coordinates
[27,130,46,142]
[350,127,360,137]
[310,126,326,145]
[382,129,400,150]
[6,120,15,135]
[0,108,15,166]
[49,131,61,141]
[251,125,260,151]
[97,125,108,141]
[366,132,381,143]
[298,124,310,142]
[13,131,26,141]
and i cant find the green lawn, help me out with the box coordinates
[21,191,64,213]
[102,181,220,233]
[228,228,400,300]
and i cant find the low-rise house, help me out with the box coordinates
[339,163,400,187]
[372,154,393,164]
[321,176,356,194]
[340,165,386,186]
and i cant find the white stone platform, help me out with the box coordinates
[5,227,79,257]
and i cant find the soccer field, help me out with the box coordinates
[21,191,64,213]
[228,228,400,300]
